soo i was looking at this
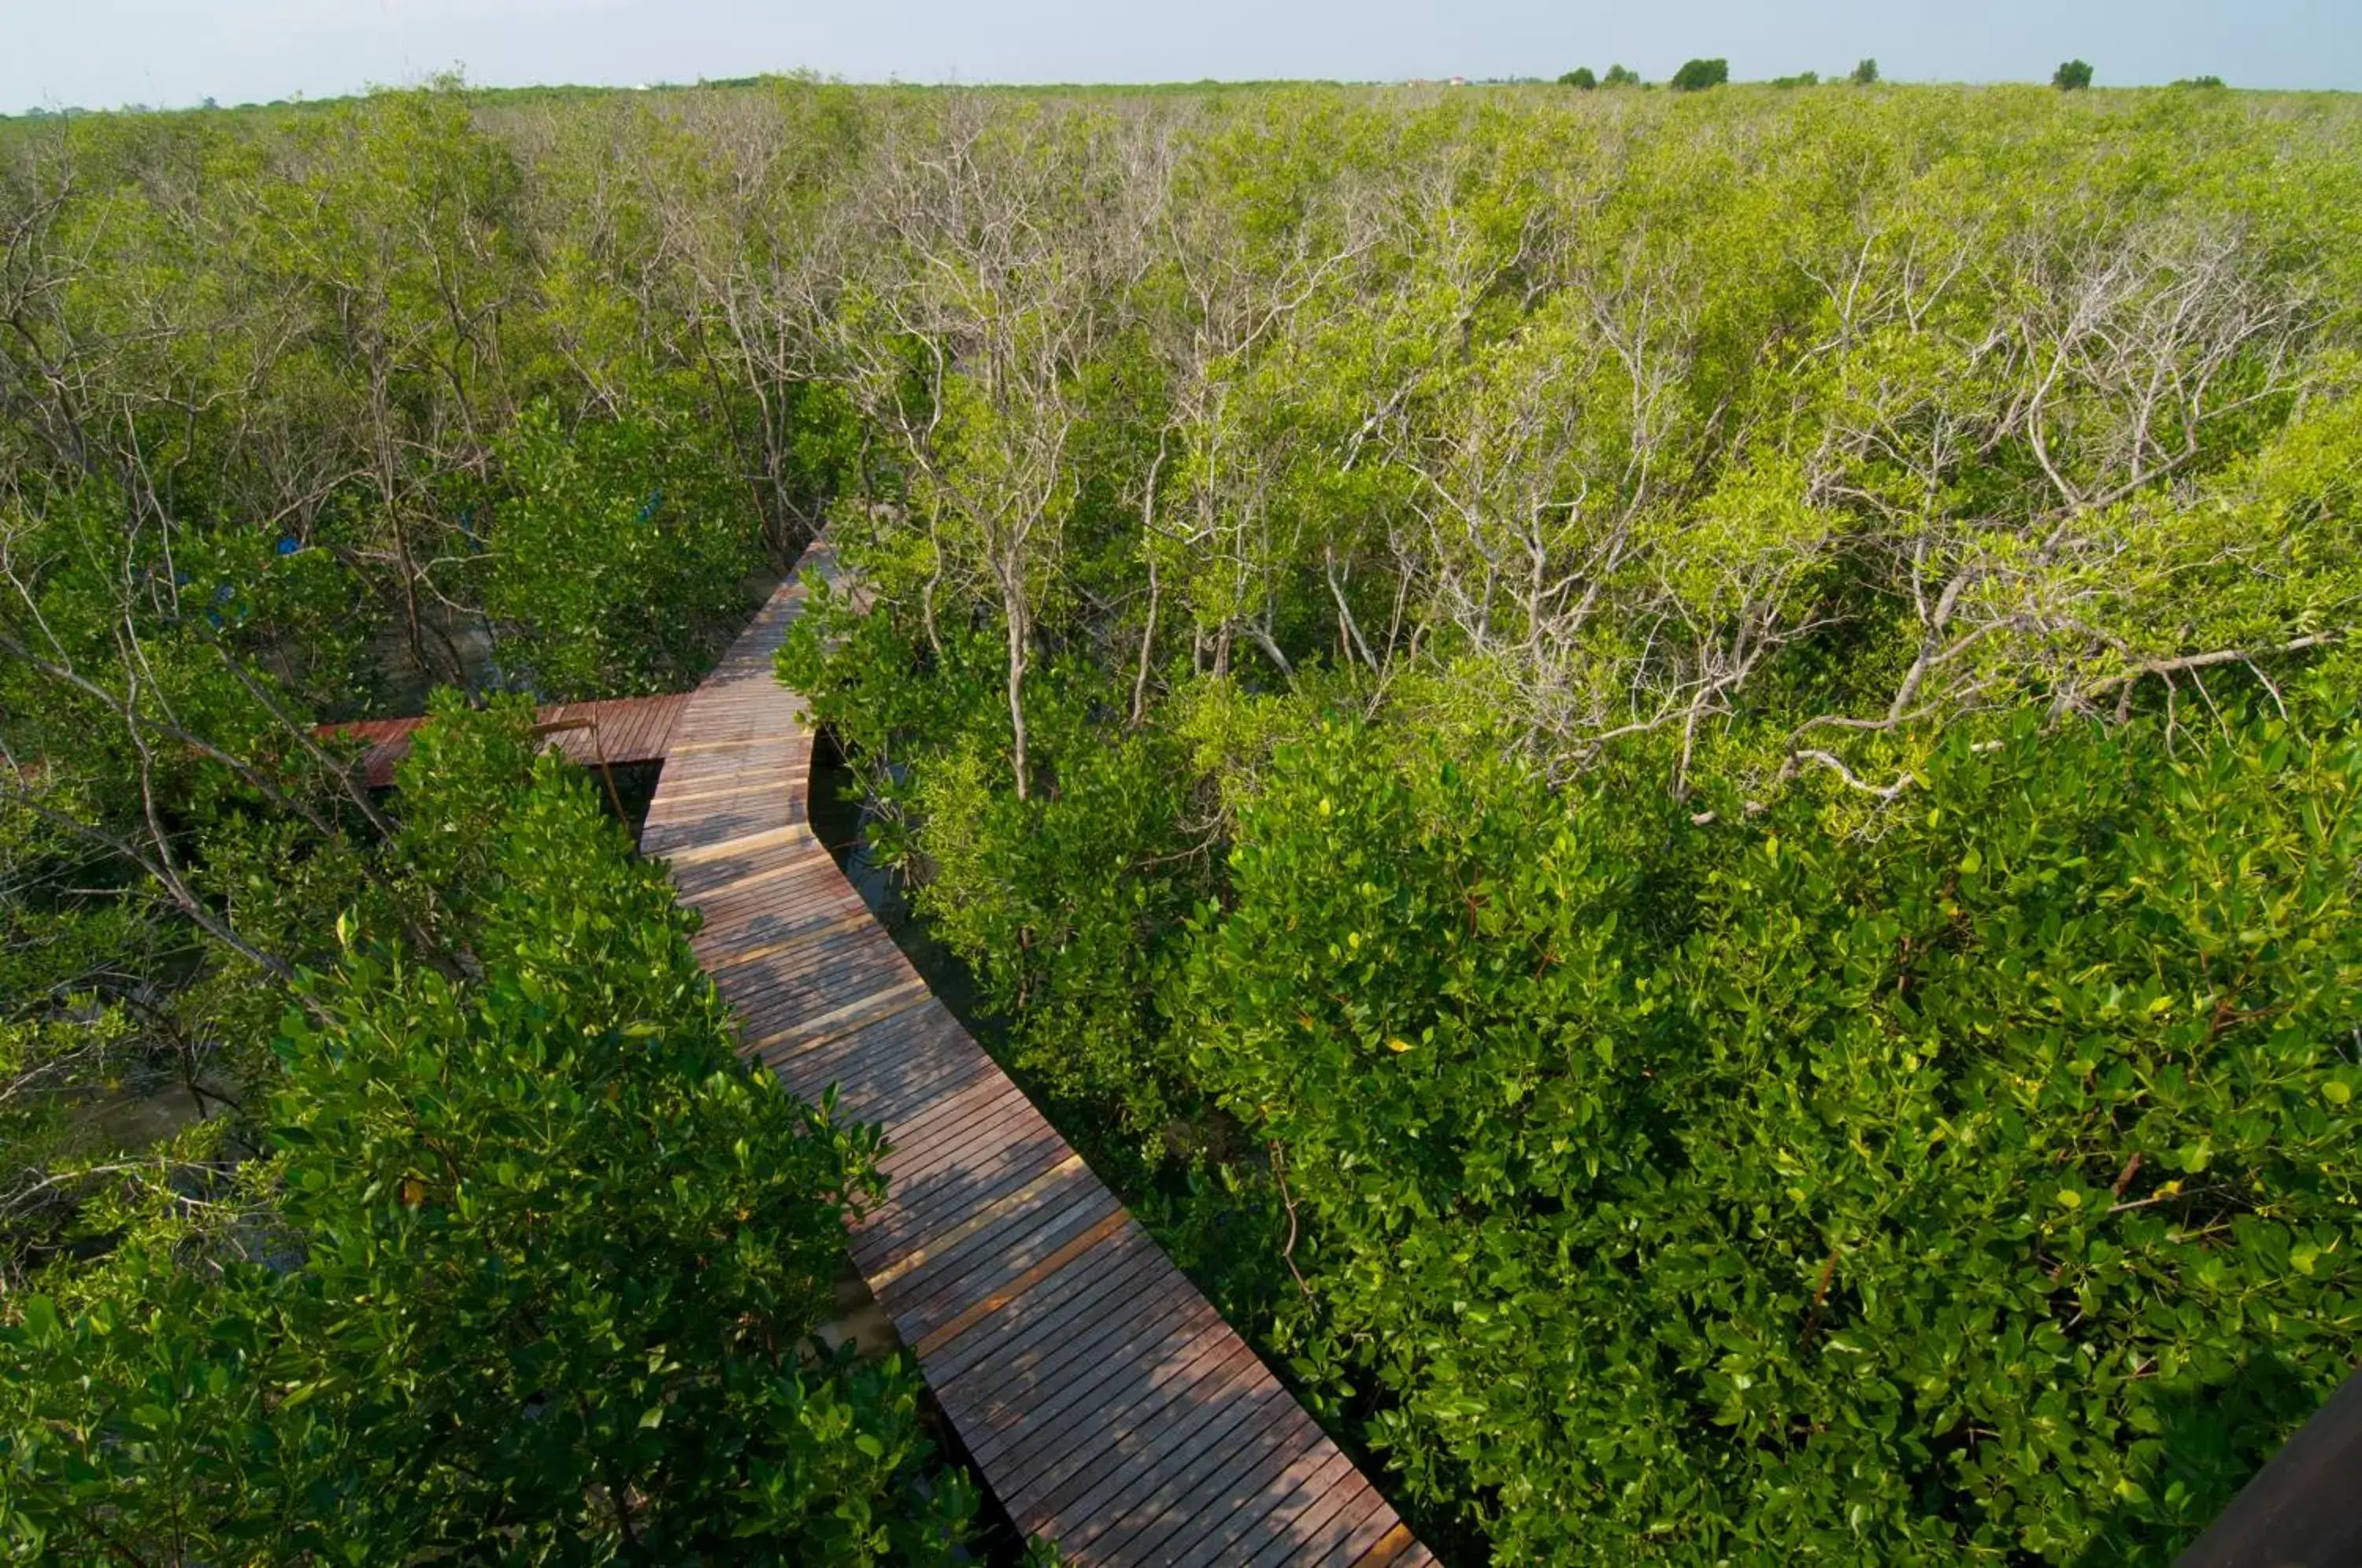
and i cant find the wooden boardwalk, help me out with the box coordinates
[642,545,1434,1566]
[323,693,691,788]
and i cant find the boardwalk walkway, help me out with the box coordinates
[323,693,691,788]
[642,545,1434,1566]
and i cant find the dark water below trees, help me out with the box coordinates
[808,733,994,1036]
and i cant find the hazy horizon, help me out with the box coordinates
[6,0,2356,116]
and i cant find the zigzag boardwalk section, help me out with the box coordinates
[324,692,691,788]
[642,545,1433,1566]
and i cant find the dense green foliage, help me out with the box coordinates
[768,81,2362,1563]
[484,405,768,697]
[5,76,2361,1564]
[1672,59,1732,92]
[0,708,976,1562]
[1167,715,2361,1559]
[2057,60,2097,91]
[0,76,868,1274]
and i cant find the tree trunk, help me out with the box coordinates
[1131,549,1160,728]
[1005,606,1031,801]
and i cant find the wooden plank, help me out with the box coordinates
[659,821,814,864]
[868,1077,1039,1179]
[954,1299,1221,1481]
[872,1145,1092,1263]
[690,882,872,937]
[710,930,910,1000]
[689,891,871,949]
[1049,1351,1307,1537]
[1068,1386,1305,1560]
[717,952,919,1025]
[962,1293,1222,1469]
[1162,1438,1358,1568]
[672,852,839,904]
[887,1183,1125,1333]
[873,1085,1050,1182]
[1349,1525,1420,1568]
[868,1122,1072,1238]
[916,1209,1137,1363]
[926,1222,1161,1387]
[865,1129,1075,1256]
[789,1020,993,1123]
[874,1100,1062,1194]
[777,1030,989,1124]
[894,1187,1128,1331]
[742,977,931,1057]
[798,1045,998,1131]
[1246,1475,1382,1566]
[927,1230,1159,1390]
[321,693,691,787]
[950,1255,1201,1412]
[698,908,874,970]
[734,960,924,1026]
[1316,1500,1410,1568]
[864,1067,1033,1156]
[1020,1334,1265,1518]
[695,904,877,966]
[1059,1361,1301,1559]
[868,1154,1090,1290]
[931,1228,1181,1398]
[1012,1323,1257,1497]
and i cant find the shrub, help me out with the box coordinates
[0,732,976,1563]
[1851,57,1880,84]
[1602,64,1641,87]
[1559,68,1597,90]
[1172,714,2362,1561]
[1672,57,1732,91]
[2056,58,2095,90]
[483,403,762,700]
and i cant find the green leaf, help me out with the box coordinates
[20,1296,61,1344]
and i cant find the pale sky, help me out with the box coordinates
[4,0,2354,114]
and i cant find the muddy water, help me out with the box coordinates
[79,1074,224,1151]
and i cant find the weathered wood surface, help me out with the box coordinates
[644,545,1434,1566]
[322,692,691,788]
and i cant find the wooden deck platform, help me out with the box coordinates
[322,693,690,788]
[642,545,1434,1566]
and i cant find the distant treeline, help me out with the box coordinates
[4,61,2301,124]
